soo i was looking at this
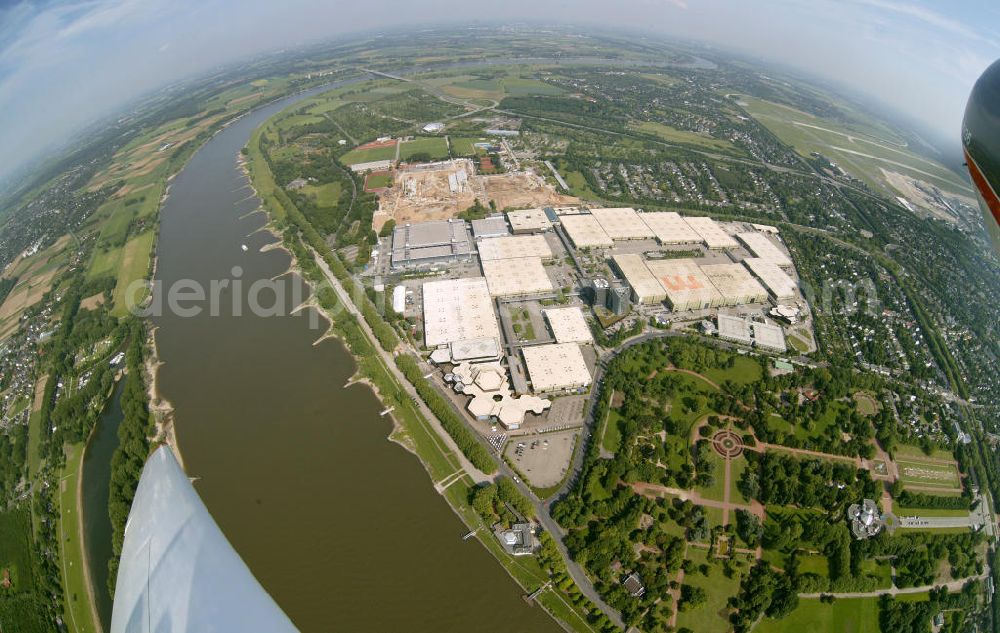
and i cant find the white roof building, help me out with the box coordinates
[589,207,654,240]
[481,256,553,297]
[683,216,739,249]
[717,314,753,345]
[422,277,501,347]
[560,214,614,248]
[477,235,553,261]
[737,232,793,267]
[349,159,394,173]
[506,208,554,234]
[701,263,769,306]
[753,321,787,352]
[522,343,592,393]
[639,211,702,244]
[422,122,445,133]
[611,254,667,304]
[543,307,594,344]
[743,258,798,301]
[645,258,723,311]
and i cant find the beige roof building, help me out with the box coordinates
[481,256,553,297]
[645,258,724,311]
[639,211,702,244]
[477,234,553,261]
[683,216,739,249]
[736,232,793,267]
[543,307,594,344]
[611,254,667,304]
[701,263,769,306]
[506,208,554,234]
[743,257,797,301]
[522,343,592,393]
[454,361,551,430]
[589,207,654,240]
[560,214,614,248]
[422,277,501,347]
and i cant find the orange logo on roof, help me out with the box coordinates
[660,275,704,291]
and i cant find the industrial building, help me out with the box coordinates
[521,343,592,393]
[717,314,753,346]
[736,232,793,267]
[471,216,510,240]
[683,216,739,249]
[589,207,654,240]
[559,214,614,248]
[477,235,553,261]
[349,159,393,173]
[645,258,723,311]
[422,277,501,347]
[639,211,702,244]
[391,219,474,269]
[611,254,667,304]
[543,307,593,344]
[743,257,797,301]
[506,208,554,234]
[753,321,787,352]
[701,263,769,306]
[481,256,553,297]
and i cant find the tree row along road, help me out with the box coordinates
[309,246,626,629]
[798,568,991,600]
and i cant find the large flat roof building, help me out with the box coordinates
[477,234,553,261]
[522,343,592,393]
[611,254,667,304]
[391,219,473,269]
[543,307,594,344]
[683,216,739,249]
[717,314,753,346]
[589,207,654,240]
[560,214,614,248]
[422,277,501,347]
[753,321,787,352]
[736,232,793,267]
[481,256,553,297]
[471,215,510,240]
[701,263,769,306]
[743,258,797,301]
[507,208,554,234]
[645,258,723,311]
[639,211,702,244]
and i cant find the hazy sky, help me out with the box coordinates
[1,0,998,183]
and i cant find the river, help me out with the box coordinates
[149,84,559,631]
[80,380,125,631]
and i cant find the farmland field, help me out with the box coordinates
[111,230,156,317]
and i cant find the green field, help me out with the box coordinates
[400,136,450,161]
[894,443,956,462]
[703,356,762,386]
[756,597,880,633]
[110,230,156,317]
[729,455,750,504]
[339,143,397,165]
[0,508,36,596]
[59,444,100,633]
[739,95,971,197]
[300,181,343,206]
[364,173,392,190]
[450,136,486,157]
[674,548,740,633]
[897,459,962,490]
[694,450,727,502]
[631,120,741,153]
[894,505,970,518]
[502,77,565,96]
[853,391,879,416]
[602,407,623,454]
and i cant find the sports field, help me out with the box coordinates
[340,143,397,165]
[400,137,449,161]
[450,136,487,157]
[756,597,880,633]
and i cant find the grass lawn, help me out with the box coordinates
[300,181,342,206]
[703,356,762,386]
[59,444,100,633]
[675,547,741,633]
[450,136,486,157]
[602,408,623,454]
[503,77,565,96]
[365,173,392,190]
[853,391,879,416]
[667,373,718,436]
[860,559,893,589]
[756,597,880,633]
[694,450,727,503]
[561,167,600,199]
[400,136,449,161]
[894,506,970,518]
[894,444,956,462]
[797,553,829,577]
[729,456,750,504]
[340,143,397,165]
[111,230,156,317]
[788,334,810,353]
